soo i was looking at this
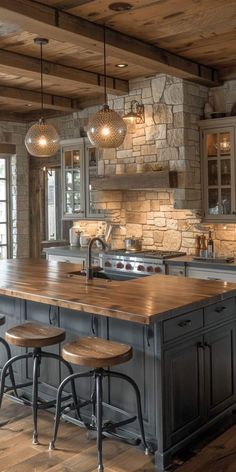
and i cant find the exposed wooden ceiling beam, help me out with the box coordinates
[0,49,128,96]
[0,0,219,86]
[0,85,80,111]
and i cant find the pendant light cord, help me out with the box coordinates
[103,24,107,106]
[40,41,44,116]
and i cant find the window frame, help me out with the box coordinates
[0,155,11,259]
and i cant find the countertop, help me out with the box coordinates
[44,247,236,271]
[166,255,236,271]
[0,259,236,325]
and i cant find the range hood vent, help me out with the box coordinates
[91,170,178,190]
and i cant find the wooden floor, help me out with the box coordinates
[1,398,236,472]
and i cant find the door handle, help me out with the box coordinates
[214,306,226,313]
[178,320,192,327]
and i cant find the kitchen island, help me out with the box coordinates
[1,259,236,470]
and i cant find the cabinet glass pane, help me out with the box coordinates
[208,160,218,186]
[207,134,217,157]
[73,150,81,168]
[0,159,6,178]
[0,180,6,200]
[221,189,231,214]
[73,172,81,191]
[0,246,7,259]
[64,150,72,168]
[73,193,81,212]
[65,192,73,214]
[65,171,73,191]
[88,147,97,167]
[0,202,6,222]
[221,159,231,186]
[219,132,231,156]
[208,189,220,215]
[0,223,7,244]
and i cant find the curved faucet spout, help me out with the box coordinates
[87,237,107,282]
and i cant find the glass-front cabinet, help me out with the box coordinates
[200,118,236,221]
[61,138,102,219]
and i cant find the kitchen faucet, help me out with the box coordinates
[86,237,107,282]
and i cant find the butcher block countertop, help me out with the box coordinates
[1,259,236,325]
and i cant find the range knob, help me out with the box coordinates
[147,266,154,273]
[116,262,124,269]
[137,265,145,272]
[104,261,112,268]
[126,263,133,271]
[155,266,161,273]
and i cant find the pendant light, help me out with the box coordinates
[25,38,60,158]
[87,26,127,149]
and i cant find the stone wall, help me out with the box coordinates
[3,73,236,259]
[209,79,236,115]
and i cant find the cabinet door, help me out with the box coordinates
[61,141,85,219]
[106,318,156,437]
[164,336,204,447]
[202,126,235,221]
[204,323,236,418]
[84,139,103,218]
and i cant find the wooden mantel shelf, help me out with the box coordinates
[91,170,178,191]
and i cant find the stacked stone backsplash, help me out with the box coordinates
[71,74,208,253]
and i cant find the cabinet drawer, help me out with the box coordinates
[204,298,236,325]
[163,309,203,342]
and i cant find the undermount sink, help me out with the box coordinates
[67,269,112,280]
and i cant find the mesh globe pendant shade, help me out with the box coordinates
[25,118,60,158]
[87,26,127,149]
[87,104,127,148]
[25,38,60,158]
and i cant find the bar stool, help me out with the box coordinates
[49,336,150,472]
[0,314,17,395]
[0,321,79,445]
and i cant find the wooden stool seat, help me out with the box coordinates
[6,321,65,348]
[0,315,6,326]
[62,336,133,368]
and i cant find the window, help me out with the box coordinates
[0,157,10,259]
[45,167,62,240]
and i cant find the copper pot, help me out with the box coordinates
[124,237,142,252]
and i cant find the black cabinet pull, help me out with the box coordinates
[178,319,192,327]
[197,342,204,349]
[204,342,211,348]
[215,306,226,313]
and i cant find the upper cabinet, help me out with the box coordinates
[200,117,236,222]
[61,138,103,220]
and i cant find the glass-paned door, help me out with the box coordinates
[62,144,85,218]
[204,127,235,220]
[85,141,101,217]
[0,157,10,259]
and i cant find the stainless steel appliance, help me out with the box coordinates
[99,249,186,281]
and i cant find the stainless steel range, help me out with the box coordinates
[99,249,186,281]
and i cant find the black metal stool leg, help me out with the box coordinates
[109,370,150,454]
[96,369,104,472]
[49,371,93,450]
[0,352,33,407]
[0,338,18,397]
[42,351,81,420]
[32,348,41,445]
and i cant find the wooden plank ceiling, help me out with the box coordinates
[0,0,234,120]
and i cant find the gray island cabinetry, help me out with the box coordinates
[0,259,236,471]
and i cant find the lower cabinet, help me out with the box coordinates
[164,321,236,448]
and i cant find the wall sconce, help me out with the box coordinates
[123,100,145,132]
[42,166,52,176]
